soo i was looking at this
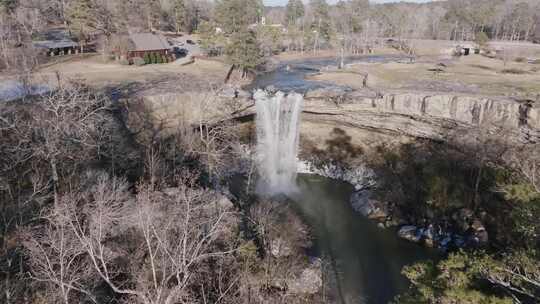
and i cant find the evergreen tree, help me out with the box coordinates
[215,0,263,34]
[215,0,264,79]
[66,0,96,53]
[150,52,157,64]
[225,29,262,78]
[144,0,161,30]
[173,0,186,33]
[350,0,369,33]
[310,0,333,50]
[285,0,304,26]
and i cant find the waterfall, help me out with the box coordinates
[254,90,303,195]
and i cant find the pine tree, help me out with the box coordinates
[145,0,161,30]
[173,0,186,33]
[143,53,151,64]
[285,0,305,26]
[350,0,369,33]
[150,52,157,64]
[310,0,333,51]
[66,0,96,53]
[215,0,263,34]
[225,29,262,78]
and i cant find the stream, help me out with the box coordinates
[247,54,410,93]
[246,54,436,303]
[292,175,437,304]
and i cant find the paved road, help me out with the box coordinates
[168,35,202,58]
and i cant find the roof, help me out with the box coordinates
[33,39,79,49]
[129,33,170,51]
[32,28,79,49]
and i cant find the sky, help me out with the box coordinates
[263,0,436,6]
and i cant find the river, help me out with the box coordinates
[245,55,436,303]
[246,54,410,93]
[291,175,436,304]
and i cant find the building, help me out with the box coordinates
[126,33,171,59]
[33,29,79,56]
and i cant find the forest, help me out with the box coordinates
[0,1,540,304]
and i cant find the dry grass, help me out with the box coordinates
[310,54,540,97]
[34,54,231,87]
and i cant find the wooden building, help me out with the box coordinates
[33,29,80,56]
[126,33,171,59]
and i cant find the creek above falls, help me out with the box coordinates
[246,54,410,93]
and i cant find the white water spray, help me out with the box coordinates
[254,90,303,195]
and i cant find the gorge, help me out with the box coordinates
[124,56,540,304]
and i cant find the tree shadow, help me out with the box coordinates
[301,128,364,166]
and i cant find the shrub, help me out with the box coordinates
[156,54,163,64]
[150,53,157,64]
[133,57,145,66]
[475,32,489,48]
[501,68,528,75]
[143,53,151,64]
[118,58,130,65]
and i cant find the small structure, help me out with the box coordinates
[455,44,479,56]
[126,33,171,60]
[33,29,79,56]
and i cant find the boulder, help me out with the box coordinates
[422,224,436,247]
[287,261,322,295]
[236,89,251,99]
[350,191,389,220]
[468,219,489,245]
[265,85,278,94]
[398,225,422,243]
[218,87,237,98]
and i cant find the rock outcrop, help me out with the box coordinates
[350,191,389,220]
[297,160,375,191]
[137,86,540,144]
[302,90,540,143]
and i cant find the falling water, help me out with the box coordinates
[254,89,304,195]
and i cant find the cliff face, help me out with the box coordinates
[137,89,540,144]
[301,90,540,143]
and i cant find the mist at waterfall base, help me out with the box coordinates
[254,90,303,195]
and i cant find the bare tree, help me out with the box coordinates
[505,144,540,193]
[20,202,97,304]
[42,172,239,304]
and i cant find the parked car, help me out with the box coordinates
[173,46,188,57]
[186,39,195,45]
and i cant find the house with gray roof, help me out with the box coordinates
[32,29,80,56]
[127,33,171,59]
